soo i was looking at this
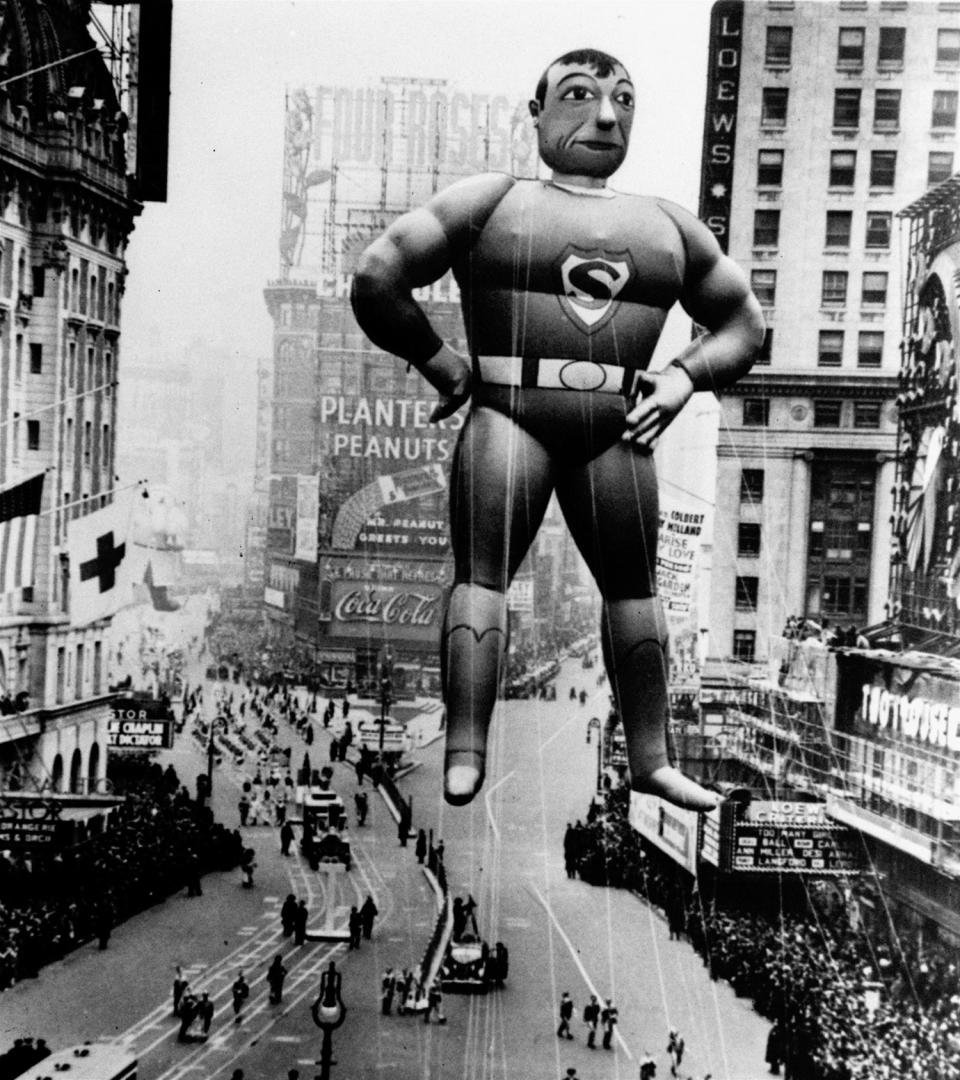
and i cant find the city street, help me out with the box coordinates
[0,633,773,1080]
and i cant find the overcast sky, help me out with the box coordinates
[118,0,720,496]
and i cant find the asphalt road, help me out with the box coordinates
[1,610,774,1080]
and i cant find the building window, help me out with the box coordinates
[822,271,848,307]
[819,330,844,367]
[735,576,759,610]
[761,87,789,126]
[829,150,857,187]
[29,343,42,374]
[853,402,881,428]
[751,269,777,306]
[932,90,958,129]
[861,271,888,306]
[757,328,774,366]
[865,212,892,249]
[874,89,901,131]
[878,26,905,67]
[766,26,793,66]
[928,151,955,185]
[753,210,780,247]
[31,266,45,297]
[93,641,102,694]
[937,28,960,65]
[814,401,842,427]
[743,398,770,426]
[741,469,764,502]
[56,647,66,704]
[822,575,867,616]
[837,27,865,66]
[869,150,896,188]
[833,88,861,129]
[738,522,762,556]
[733,630,756,662]
[26,420,40,450]
[858,331,884,367]
[826,210,853,248]
[757,149,784,186]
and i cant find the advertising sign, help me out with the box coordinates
[657,507,705,618]
[729,801,861,874]
[108,698,175,750]
[0,799,64,850]
[629,792,701,876]
[294,474,319,562]
[267,475,298,555]
[698,1,743,251]
[328,578,444,646]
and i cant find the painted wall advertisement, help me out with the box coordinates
[327,578,444,645]
[657,507,704,619]
[629,791,702,876]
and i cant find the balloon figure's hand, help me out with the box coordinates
[622,365,695,451]
[429,370,472,423]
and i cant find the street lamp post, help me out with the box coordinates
[378,646,394,767]
[586,716,602,792]
[311,960,347,1080]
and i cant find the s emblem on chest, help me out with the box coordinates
[557,246,634,333]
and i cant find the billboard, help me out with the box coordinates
[108,698,174,751]
[629,792,703,876]
[319,392,462,554]
[728,801,861,875]
[319,553,449,648]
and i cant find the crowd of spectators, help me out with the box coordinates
[572,786,960,1080]
[0,1037,49,1080]
[0,760,244,993]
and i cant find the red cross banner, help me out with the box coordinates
[67,492,134,627]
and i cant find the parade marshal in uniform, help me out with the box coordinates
[352,48,764,809]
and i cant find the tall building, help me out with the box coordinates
[0,2,166,815]
[259,80,538,692]
[701,0,959,665]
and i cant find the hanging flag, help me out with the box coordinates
[0,473,44,596]
[67,492,133,626]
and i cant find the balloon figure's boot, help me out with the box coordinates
[602,598,721,812]
[441,583,508,806]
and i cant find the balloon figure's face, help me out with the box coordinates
[534,62,635,181]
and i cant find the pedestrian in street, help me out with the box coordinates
[231,973,249,1023]
[281,893,298,936]
[354,790,368,827]
[765,1020,784,1076]
[279,816,296,854]
[173,965,188,1016]
[329,736,340,763]
[230,1071,244,1080]
[360,895,378,940]
[197,992,214,1037]
[639,1051,657,1079]
[423,980,446,1024]
[185,852,203,897]
[395,969,409,1015]
[348,905,362,949]
[397,809,409,847]
[241,849,256,889]
[557,991,575,1040]
[601,999,619,1049]
[462,894,479,936]
[452,897,466,940]
[266,954,288,1003]
[95,902,112,950]
[381,967,395,1015]
[583,994,600,1048]
[667,1028,685,1076]
[415,828,428,864]
[294,899,309,945]
[561,1069,579,1080]
[177,992,198,1041]
[238,794,250,827]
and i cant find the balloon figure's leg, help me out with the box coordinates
[602,597,720,811]
[441,583,508,805]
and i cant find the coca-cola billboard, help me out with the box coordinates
[329,579,444,645]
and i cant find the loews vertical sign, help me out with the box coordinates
[698,1,743,252]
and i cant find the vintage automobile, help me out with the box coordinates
[439,935,508,992]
